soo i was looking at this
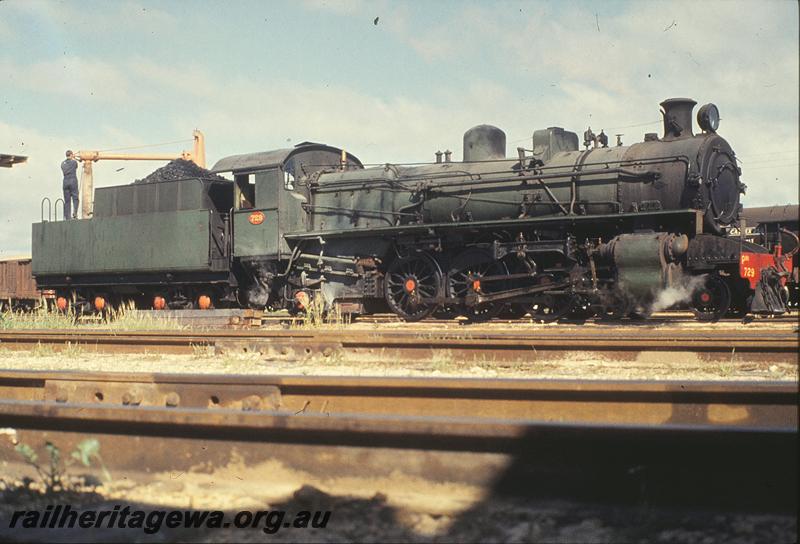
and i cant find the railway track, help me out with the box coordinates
[0,370,795,430]
[0,327,796,363]
[110,308,800,328]
[0,370,796,511]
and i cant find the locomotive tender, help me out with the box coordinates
[32,98,792,321]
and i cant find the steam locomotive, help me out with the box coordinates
[32,97,793,321]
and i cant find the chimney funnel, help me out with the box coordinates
[660,98,696,139]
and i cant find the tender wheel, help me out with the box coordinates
[527,275,574,323]
[152,294,168,310]
[384,253,441,321]
[55,294,71,314]
[196,291,215,310]
[692,274,731,321]
[447,248,507,322]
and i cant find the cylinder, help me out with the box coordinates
[463,125,506,162]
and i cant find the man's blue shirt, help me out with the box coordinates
[61,158,78,186]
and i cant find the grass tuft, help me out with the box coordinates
[31,342,56,357]
[100,301,187,331]
[0,301,186,331]
[295,297,351,329]
[191,343,215,359]
[1,307,77,330]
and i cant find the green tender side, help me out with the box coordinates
[32,210,212,275]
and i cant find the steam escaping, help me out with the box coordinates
[242,262,276,309]
[649,273,707,313]
[245,284,270,308]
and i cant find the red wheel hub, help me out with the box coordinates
[295,291,310,309]
[700,292,711,303]
[404,278,417,293]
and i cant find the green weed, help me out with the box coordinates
[14,439,111,494]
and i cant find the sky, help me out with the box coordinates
[1,0,798,256]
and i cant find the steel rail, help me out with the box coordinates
[0,328,794,343]
[0,400,794,451]
[0,370,796,432]
[1,371,796,512]
[0,328,795,364]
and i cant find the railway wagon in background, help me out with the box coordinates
[739,205,799,308]
[0,256,47,311]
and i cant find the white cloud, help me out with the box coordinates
[0,56,134,104]
[129,58,217,100]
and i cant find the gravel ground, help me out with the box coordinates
[0,346,795,382]
[1,472,795,543]
[1,310,798,380]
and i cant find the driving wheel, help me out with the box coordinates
[527,275,575,323]
[447,248,507,322]
[385,253,441,321]
[691,274,731,321]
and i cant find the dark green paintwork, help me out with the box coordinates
[612,233,667,299]
[285,209,703,241]
[233,168,307,258]
[233,208,277,257]
[93,179,230,217]
[32,210,214,275]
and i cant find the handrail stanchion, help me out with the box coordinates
[228,207,235,259]
[40,198,52,222]
[54,198,64,222]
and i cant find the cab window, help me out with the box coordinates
[235,174,255,210]
[284,170,295,190]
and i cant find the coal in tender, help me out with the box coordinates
[134,159,228,184]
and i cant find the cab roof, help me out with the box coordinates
[211,142,362,174]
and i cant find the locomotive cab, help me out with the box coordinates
[211,142,363,308]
